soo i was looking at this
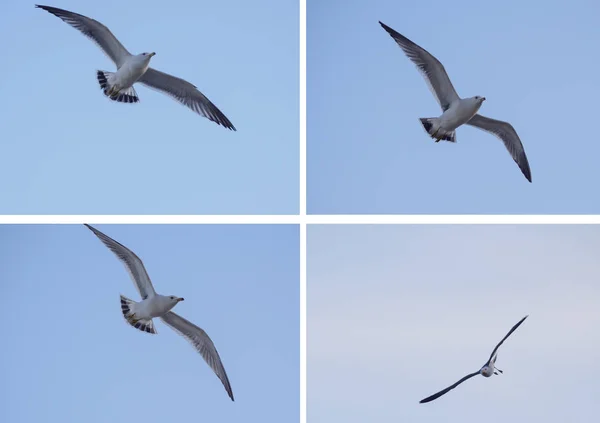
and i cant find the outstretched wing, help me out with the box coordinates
[36,4,131,67]
[85,224,156,299]
[161,311,234,401]
[467,114,532,183]
[487,315,529,364]
[419,371,480,403]
[138,68,236,130]
[379,21,460,112]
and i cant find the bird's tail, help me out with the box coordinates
[120,295,156,334]
[97,70,139,103]
[419,117,456,142]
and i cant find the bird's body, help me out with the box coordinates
[379,21,531,182]
[480,363,494,377]
[424,97,485,142]
[419,315,528,404]
[85,224,235,401]
[36,4,236,129]
[106,53,154,96]
[440,97,484,133]
[129,293,182,320]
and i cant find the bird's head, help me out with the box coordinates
[167,295,185,307]
[473,95,486,104]
[139,52,156,61]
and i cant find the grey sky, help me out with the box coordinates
[308,224,599,422]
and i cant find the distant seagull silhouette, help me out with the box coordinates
[36,4,236,130]
[85,224,234,401]
[379,21,531,182]
[420,315,528,403]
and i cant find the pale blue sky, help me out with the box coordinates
[0,224,299,422]
[0,0,298,214]
[308,224,600,422]
[308,0,600,214]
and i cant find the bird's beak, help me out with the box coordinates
[482,97,486,101]
[177,297,184,302]
[150,52,156,57]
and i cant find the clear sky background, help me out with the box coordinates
[0,0,298,214]
[0,224,299,422]
[308,224,600,422]
[308,0,600,214]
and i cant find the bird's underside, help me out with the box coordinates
[378,20,532,182]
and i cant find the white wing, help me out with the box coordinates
[379,21,460,112]
[466,114,532,182]
[138,68,236,130]
[36,5,131,67]
[85,224,156,299]
[161,311,234,401]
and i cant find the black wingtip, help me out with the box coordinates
[378,21,394,35]
[84,224,98,233]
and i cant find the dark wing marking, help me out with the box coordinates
[379,21,460,112]
[487,315,529,364]
[138,68,236,130]
[161,311,234,401]
[467,114,532,183]
[419,371,480,403]
[36,5,131,67]
[84,224,156,299]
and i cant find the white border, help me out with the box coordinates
[0,215,598,225]
[299,2,307,423]
[300,0,306,218]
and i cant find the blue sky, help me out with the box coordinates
[308,225,600,422]
[308,0,600,214]
[0,224,299,422]
[0,0,298,214]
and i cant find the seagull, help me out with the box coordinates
[36,5,236,130]
[420,315,528,404]
[85,224,234,401]
[379,21,531,182]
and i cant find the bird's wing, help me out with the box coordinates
[160,311,234,401]
[138,68,236,130]
[379,21,460,112]
[466,114,532,182]
[419,371,480,403]
[35,4,131,67]
[84,224,156,300]
[487,315,529,364]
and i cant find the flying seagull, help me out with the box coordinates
[36,4,236,130]
[420,315,528,404]
[85,224,234,401]
[379,21,531,182]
